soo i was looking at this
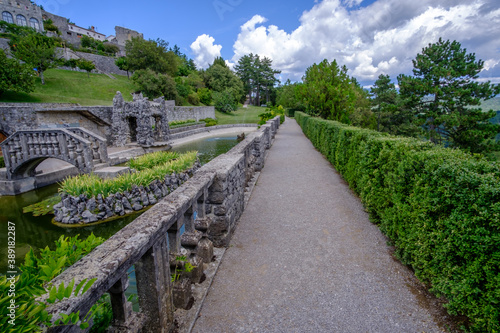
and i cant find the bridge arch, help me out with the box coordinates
[0,128,108,180]
[9,156,76,179]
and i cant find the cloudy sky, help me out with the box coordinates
[39,0,500,86]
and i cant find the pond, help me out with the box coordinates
[0,134,242,273]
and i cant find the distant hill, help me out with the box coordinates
[481,96,500,112]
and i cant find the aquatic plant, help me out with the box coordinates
[60,151,198,197]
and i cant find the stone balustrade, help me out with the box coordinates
[66,127,109,164]
[0,129,98,180]
[42,116,281,333]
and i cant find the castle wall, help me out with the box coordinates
[114,26,143,47]
[0,0,44,32]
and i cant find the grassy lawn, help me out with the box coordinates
[0,69,137,106]
[215,105,266,124]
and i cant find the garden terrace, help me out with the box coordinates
[41,117,280,332]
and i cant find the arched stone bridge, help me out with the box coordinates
[0,127,108,180]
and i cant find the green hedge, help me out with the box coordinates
[295,112,500,332]
[0,156,4,168]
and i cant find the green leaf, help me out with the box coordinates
[47,286,57,304]
[82,278,97,294]
[64,279,74,298]
[74,279,86,296]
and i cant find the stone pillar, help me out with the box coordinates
[135,236,174,332]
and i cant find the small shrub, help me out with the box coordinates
[258,105,285,125]
[213,89,237,113]
[197,88,212,105]
[168,119,197,128]
[200,118,218,127]
[187,92,200,105]
[0,156,5,168]
[0,234,105,332]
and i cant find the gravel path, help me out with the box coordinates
[192,119,446,333]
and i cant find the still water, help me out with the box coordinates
[0,134,241,273]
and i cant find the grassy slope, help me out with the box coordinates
[215,105,266,124]
[0,69,265,124]
[0,69,137,106]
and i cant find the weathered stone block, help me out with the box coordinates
[173,278,192,310]
[187,256,204,284]
[213,206,227,216]
[181,231,203,248]
[208,190,225,204]
[197,238,214,264]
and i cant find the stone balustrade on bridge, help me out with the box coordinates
[0,128,109,181]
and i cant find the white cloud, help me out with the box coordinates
[190,34,222,69]
[230,0,500,85]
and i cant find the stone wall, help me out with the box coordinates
[54,162,201,224]
[74,51,128,76]
[168,124,257,141]
[1,101,219,146]
[0,0,44,32]
[0,38,9,52]
[0,105,39,136]
[0,104,113,142]
[114,26,143,47]
[168,106,215,122]
[42,116,281,332]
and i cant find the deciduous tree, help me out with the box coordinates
[76,59,95,78]
[124,37,179,77]
[0,49,35,97]
[298,59,355,122]
[115,57,130,78]
[9,33,58,85]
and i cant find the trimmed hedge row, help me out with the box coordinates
[295,112,500,332]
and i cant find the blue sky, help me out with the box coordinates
[36,0,500,86]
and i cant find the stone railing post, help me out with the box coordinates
[108,274,145,332]
[135,235,174,332]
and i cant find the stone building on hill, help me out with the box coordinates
[0,0,141,51]
[0,0,44,32]
[107,26,143,47]
[42,11,106,46]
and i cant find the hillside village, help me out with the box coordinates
[0,0,142,74]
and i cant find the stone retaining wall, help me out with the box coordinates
[53,162,201,224]
[169,106,215,122]
[42,116,281,332]
[169,124,258,141]
[168,123,205,135]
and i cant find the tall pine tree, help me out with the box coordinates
[398,38,500,153]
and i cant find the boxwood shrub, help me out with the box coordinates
[295,112,500,332]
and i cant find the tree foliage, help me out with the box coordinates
[398,38,500,153]
[298,59,356,122]
[0,48,35,97]
[203,59,244,107]
[76,59,95,78]
[124,37,179,76]
[115,56,130,78]
[9,33,58,85]
[213,89,238,113]
[132,68,179,103]
[235,53,280,106]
